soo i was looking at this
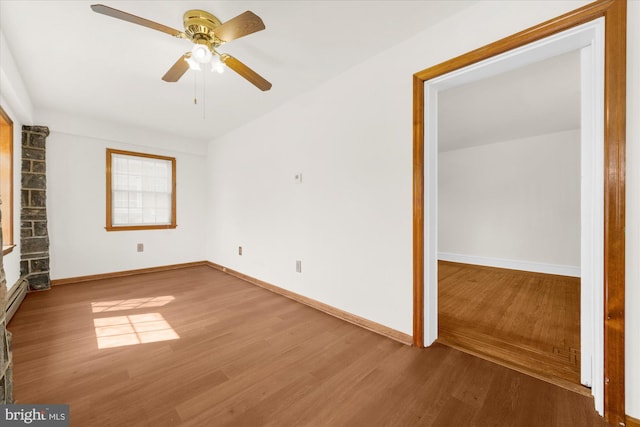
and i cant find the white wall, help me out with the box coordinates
[206,83,413,332]
[0,30,34,290]
[207,0,640,419]
[44,111,208,279]
[206,1,591,334]
[626,0,640,418]
[438,130,581,275]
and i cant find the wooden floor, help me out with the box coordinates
[438,261,582,393]
[8,265,607,426]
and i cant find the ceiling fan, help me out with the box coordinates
[90,4,272,91]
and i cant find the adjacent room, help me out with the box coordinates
[437,51,582,390]
[0,1,638,426]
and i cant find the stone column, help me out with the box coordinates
[20,125,51,291]
[0,196,14,404]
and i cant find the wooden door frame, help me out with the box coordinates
[412,0,626,424]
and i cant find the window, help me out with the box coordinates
[106,149,176,231]
[0,107,14,254]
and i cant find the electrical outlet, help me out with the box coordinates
[296,260,302,273]
[238,246,243,256]
[137,243,144,252]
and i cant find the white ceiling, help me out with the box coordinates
[0,0,478,142]
[438,49,581,152]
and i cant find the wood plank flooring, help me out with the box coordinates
[8,265,607,426]
[438,261,583,393]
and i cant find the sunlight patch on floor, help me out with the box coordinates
[91,296,175,313]
[93,312,179,349]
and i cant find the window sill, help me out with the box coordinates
[105,224,177,232]
[2,245,16,256]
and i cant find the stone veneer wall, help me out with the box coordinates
[21,126,51,291]
[0,197,14,404]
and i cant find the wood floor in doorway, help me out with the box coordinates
[438,261,583,394]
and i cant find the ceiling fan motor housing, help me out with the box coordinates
[183,10,224,48]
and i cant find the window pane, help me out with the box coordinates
[113,191,129,208]
[156,209,170,223]
[113,209,129,225]
[157,194,169,209]
[130,175,142,191]
[129,159,142,175]
[129,209,143,224]
[113,174,128,191]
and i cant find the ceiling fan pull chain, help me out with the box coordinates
[193,72,198,105]
[203,72,207,120]
[201,69,206,119]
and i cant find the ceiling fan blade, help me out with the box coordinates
[162,55,190,82]
[221,54,272,91]
[91,4,183,37]
[214,11,265,43]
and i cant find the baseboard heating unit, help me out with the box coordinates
[6,278,28,323]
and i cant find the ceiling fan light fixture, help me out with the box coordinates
[185,55,201,70]
[191,43,212,64]
[210,55,225,74]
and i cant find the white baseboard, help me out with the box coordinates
[206,262,413,346]
[438,252,581,277]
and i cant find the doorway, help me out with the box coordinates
[436,50,583,392]
[424,17,603,406]
[412,1,625,423]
